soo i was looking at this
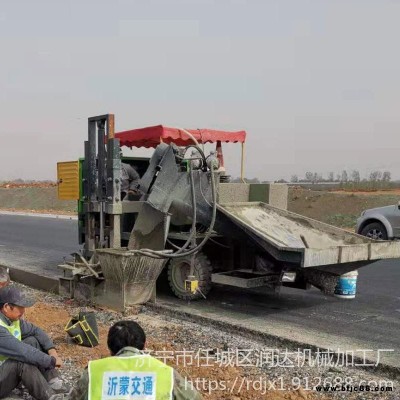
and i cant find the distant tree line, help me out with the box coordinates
[281,170,394,190]
[288,170,391,184]
[227,170,395,190]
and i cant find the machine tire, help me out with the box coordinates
[167,252,212,300]
[360,222,388,240]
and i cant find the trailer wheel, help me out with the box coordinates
[167,252,212,300]
[360,222,388,240]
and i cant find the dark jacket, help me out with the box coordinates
[121,163,140,195]
[0,312,55,369]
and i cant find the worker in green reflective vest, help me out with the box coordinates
[69,320,202,400]
[0,286,67,400]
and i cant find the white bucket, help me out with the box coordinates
[334,270,358,299]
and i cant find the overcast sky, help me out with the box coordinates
[1,0,399,181]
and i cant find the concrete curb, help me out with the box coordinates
[147,302,400,380]
[0,265,60,294]
[0,210,77,220]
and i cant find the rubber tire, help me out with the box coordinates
[167,252,212,300]
[360,222,388,240]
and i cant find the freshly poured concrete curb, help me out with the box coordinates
[1,265,60,294]
[0,210,77,220]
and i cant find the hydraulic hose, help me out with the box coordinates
[183,145,207,170]
[128,165,218,259]
[175,127,200,147]
[173,167,197,254]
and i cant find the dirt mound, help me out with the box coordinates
[0,186,76,213]
[0,182,57,189]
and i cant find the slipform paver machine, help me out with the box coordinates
[57,114,400,309]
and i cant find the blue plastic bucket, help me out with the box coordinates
[334,271,358,299]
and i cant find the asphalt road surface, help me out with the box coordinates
[0,213,77,276]
[0,213,399,368]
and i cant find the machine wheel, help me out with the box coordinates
[360,222,388,240]
[167,252,212,300]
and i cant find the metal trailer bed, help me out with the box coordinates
[217,202,400,272]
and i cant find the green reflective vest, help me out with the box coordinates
[0,318,21,364]
[88,354,173,400]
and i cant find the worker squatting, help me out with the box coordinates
[0,267,202,400]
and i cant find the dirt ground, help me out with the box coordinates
[330,189,400,196]
[0,187,76,213]
[288,187,399,228]
[24,300,319,400]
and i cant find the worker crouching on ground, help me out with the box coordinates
[0,267,10,288]
[70,320,203,400]
[0,286,67,400]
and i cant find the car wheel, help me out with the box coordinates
[360,222,388,240]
